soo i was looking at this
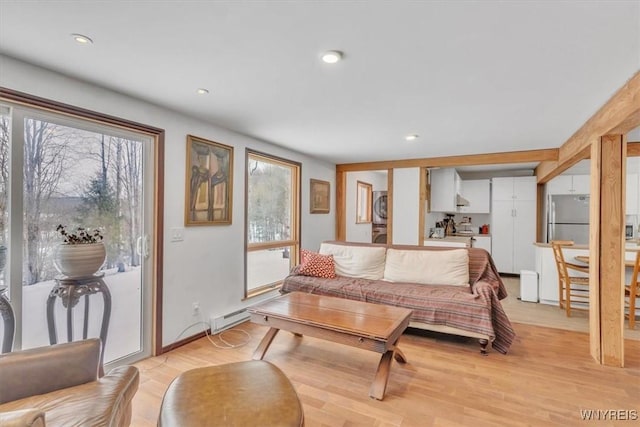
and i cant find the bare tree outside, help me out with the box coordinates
[0,115,9,242]
[120,139,142,267]
[11,116,145,286]
[247,159,291,243]
[23,119,74,285]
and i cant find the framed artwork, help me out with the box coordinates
[310,179,330,214]
[185,134,234,225]
[356,181,372,223]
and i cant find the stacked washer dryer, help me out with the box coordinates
[372,191,388,243]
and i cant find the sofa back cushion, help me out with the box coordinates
[319,243,386,279]
[383,248,469,286]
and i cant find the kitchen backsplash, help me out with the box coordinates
[425,212,491,235]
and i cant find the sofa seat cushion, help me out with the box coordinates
[0,365,139,427]
[319,242,386,279]
[383,248,469,286]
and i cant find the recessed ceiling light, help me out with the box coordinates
[321,50,343,64]
[71,33,93,45]
[405,134,419,141]
[196,88,210,95]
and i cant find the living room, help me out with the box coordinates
[1,1,639,426]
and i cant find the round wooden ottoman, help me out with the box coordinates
[158,360,304,426]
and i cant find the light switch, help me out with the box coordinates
[170,227,184,242]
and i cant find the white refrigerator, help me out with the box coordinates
[547,194,590,244]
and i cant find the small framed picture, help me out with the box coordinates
[310,179,330,214]
[185,135,234,225]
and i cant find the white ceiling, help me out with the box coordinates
[0,1,638,165]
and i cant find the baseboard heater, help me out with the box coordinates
[210,309,250,333]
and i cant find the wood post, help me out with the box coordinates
[336,170,346,240]
[589,135,626,367]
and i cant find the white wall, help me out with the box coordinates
[392,168,420,245]
[0,55,336,346]
[345,171,386,242]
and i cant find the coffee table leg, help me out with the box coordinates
[370,349,393,400]
[393,346,407,364]
[252,327,280,360]
[370,338,407,400]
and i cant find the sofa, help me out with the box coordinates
[0,338,139,426]
[282,241,516,354]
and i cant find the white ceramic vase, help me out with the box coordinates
[53,242,106,278]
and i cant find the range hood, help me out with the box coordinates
[456,194,470,207]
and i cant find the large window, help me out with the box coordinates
[245,150,300,296]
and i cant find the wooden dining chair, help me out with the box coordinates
[551,240,589,317]
[626,250,640,329]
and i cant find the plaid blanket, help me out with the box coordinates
[281,244,515,354]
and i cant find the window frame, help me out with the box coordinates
[244,149,300,298]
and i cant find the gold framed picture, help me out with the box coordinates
[185,135,233,225]
[310,179,330,214]
[356,181,372,223]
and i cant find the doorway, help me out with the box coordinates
[0,101,158,367]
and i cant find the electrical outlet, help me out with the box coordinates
[192,302,200,316]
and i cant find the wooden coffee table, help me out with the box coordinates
[248,292,412,400]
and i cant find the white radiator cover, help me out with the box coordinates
[210,309,250,333]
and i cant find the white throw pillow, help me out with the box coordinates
[319,243,386,280]
[383,248,469,286]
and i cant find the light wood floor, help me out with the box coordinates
[132,320,640,426]
[501,276,640,340]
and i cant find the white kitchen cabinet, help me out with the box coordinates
[492,176,536,201]
[626,173,638,215]
[472,235,491,254]
[459,179,491,213]
[491,176,537,273]
[429,168,461,212]
[546,175,589,195]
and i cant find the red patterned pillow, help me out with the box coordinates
[300,248,312,264]
[299,249,336,279]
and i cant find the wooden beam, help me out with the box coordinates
[610,108,640,136]
[418,167,427,245]
[536,184,545,242]
[335,170,346,241]
[589,139,602,363]
[387,169,393,245]
[627,141,640,157]
[536,141,640,183]
[589,135,626,367]
[537,71,640,183]
[536,145,592,184]
[337,149,558,172]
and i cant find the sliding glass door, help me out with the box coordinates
[1,102,156,367]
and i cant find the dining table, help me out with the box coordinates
[574,253,638,268]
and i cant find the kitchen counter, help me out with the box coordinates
[535,241,640,249]
[423,236,472,248]
[534,242,588,249]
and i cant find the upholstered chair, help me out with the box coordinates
[0,338,139,426]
